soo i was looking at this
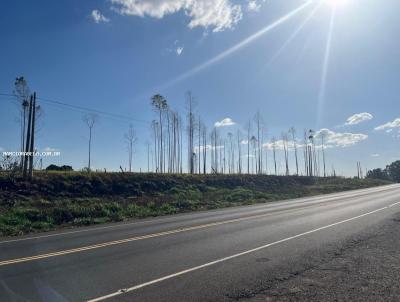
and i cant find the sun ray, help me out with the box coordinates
[323,0,349,8]
[317,7,336,128]
[264,2,322,68]
[159,1,313,90]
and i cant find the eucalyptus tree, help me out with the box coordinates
[320,131,327,177]
[227,132,234,174]
[83,113,98,172]
[186,92,196,174]
[245,120,251,174]
[289,127,299,175]
[202,124,207,174]
[210,127,220,173]
[145,141,151,172]
[124,124,137,172]
[250,135,257,174]
[282,132,290,176]
[254,111,263,174]
[151,120,159,172]
[236,130,242,174]
[271,137,278,175]
[151,94,168,173]
[303,130,310,176]
[308,129,316,177]
[14,77,30,168]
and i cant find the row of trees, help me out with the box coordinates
[147,93,330,176]
[366,161,400,183]
[5,77,333,177]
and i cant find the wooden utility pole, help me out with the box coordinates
[23,95,33,179]
[28,92,36,179]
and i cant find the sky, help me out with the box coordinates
[0,0,399,176]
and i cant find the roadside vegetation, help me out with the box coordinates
[0,172,391,236]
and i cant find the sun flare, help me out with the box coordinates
[323,0,349,7]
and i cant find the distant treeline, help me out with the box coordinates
[45,164,73,171]
[366,160,400,182]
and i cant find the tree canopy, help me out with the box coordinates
[366,160,400,182]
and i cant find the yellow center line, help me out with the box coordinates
[0,204,321,267]
[2,187,398,267]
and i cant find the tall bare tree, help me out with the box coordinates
[227,132,234,174]
[246,121,251,174]
[186,92,196,174]
[146,141,151,172]
[211,127,218,173]
[125,124,137,172]
[289,127,299,175]
[202,124,207,174]
[83,113,98,172]
[151,120,159,172]
[303,130,309,176]
[320,131,327,177]
[236,130,242,174]
[271,137,277,175]
[308,129,316,177]
[151,94,168,173]
[282,132,290,176]
[250,135,257,174]
[254,111,263,174]
[198,118,202,174]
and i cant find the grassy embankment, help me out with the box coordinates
[0,172,391,236]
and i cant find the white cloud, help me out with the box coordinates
[315,128,368,148]
[176,46,184,56]
[91,9,110,23]
[165,40,185,56]
[261,129,367,150]
[263,140,291,151]
[371,153,380,157]
[374,118,400,131]
[214,118,236,128]
[111,0,243,32]
[193,144,223,153]
[344,112,373,125]
[247,0,261,12]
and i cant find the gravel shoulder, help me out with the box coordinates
[232,211,400,302]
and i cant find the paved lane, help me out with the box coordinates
[1,184,399,301]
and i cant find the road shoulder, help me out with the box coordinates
[231,211,400,302]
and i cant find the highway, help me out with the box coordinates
[1,184,400,302]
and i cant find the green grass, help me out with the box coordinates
[0,172,391,236]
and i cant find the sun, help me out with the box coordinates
[323,0,349,7]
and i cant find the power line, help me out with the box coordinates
[0,92,150,125]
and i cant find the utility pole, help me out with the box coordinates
[28,92,36,179]
[357,162,362,179]
[23,95,33,179]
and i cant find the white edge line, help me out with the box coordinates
[1,184,397,245]
[87,201,400,302]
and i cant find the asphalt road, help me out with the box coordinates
[1,184,400,302]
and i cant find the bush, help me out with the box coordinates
[46,164,73,171]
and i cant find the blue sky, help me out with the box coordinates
[0,0,399,176]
